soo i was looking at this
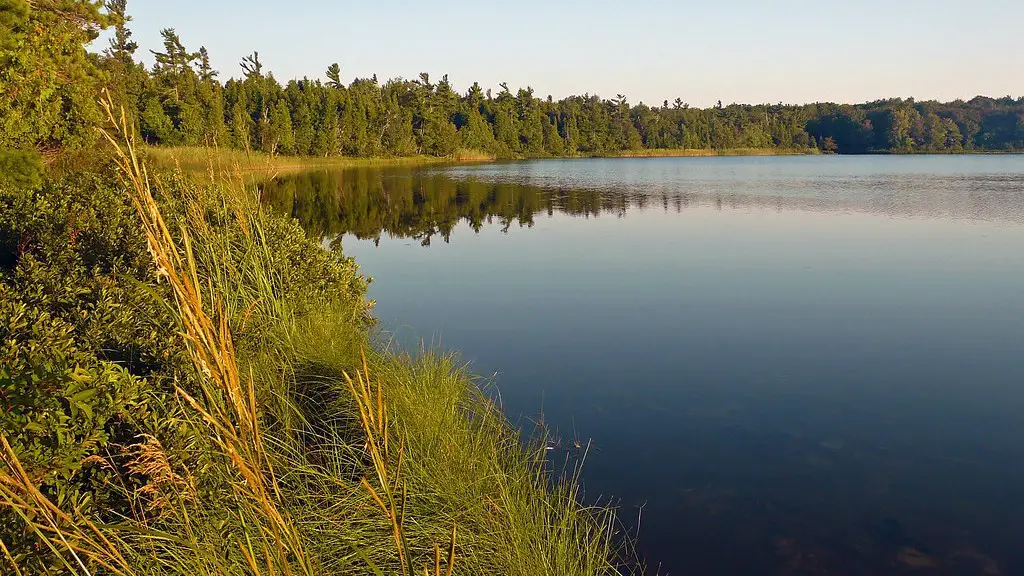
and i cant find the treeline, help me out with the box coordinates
[8,0,1020,164]
[98,3,1024,158]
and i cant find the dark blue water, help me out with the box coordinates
[265,155,1024,575]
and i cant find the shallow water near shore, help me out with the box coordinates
[263,155,1024,575]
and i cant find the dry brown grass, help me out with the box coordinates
[100,96,316,576]
[145,146,465,179]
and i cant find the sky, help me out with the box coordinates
[120,0,1024,108]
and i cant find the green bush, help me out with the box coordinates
[0,166,373,569]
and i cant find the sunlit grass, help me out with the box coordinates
[0,98,633,575]
[145,146,464,176]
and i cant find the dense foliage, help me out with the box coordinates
[1,3,628,574]
[98,17,1023,158]
[0,164,374,567]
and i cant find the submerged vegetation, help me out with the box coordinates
[0,1,629,574]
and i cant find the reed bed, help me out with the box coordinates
[146,146,470,176]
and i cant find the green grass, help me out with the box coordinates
[144,145,820,185]
[145,146,469,175]
[0,100,631,575]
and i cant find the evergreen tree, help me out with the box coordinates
[543,115,565,155]
[420,118,459,156]
[271,99,295,154]
[326,62,342,88]
[516,88,545,154]
[104,0,137,66]
[292,99,315,155]
[197,46,217,81]
[151,28,198,76]
[0,0,112,156]
[230,101,252,149]
[23,4,1021,163]
[240,51,263,79]
[140,96,176,143]
[311,92,339,156]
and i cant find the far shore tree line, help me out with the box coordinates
[11,0,1024,168]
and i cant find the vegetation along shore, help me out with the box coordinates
[1,0,1023,574]
[0,2,625,574]
[89,2,1024,161]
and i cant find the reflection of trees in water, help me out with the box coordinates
[260,168,634,244]
[261,168,1024,244]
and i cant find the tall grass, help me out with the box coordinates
[145,146,472,177]
[0,97,633,575]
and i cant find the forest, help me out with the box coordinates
[88,5,1023,160]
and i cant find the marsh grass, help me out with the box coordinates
[0,98,632,574]
[451,148,497,162]
[146,146,474,179]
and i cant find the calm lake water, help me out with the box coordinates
[263,156,1024,576]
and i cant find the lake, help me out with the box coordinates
[262,155,1024,575]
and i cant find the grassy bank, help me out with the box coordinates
[146,146,461,173]
[145,145,817,183]
[0,115,627,573]
[146,146,497,176]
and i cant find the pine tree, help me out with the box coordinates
[516,88,544,154]
[230,101,252,149]
[140,96,176,143]
[293,100,315,155]
[240,51,263,79]
[178,102,205,145]
[197,46,217,81]
[271,99,294,154]
[104,0,137,66]
[151,28,198,76]
[326,63,342,88]
[311,93,339,156]
[421,118,459,156]
[0,0,113,154]
[543,116,565,155]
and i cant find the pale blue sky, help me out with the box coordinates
[122,0,1023,107]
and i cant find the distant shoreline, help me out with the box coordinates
[148,146,1024,180]
[610,147,818,157]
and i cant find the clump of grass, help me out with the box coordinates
[101,97,318,575]
[451,148,497,162]
[1,96,634,576]
[146,146,463,180]
[0,437,138,576]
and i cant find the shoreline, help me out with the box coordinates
[149,145,1024,178]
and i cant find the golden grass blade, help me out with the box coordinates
[98,92,314,576]
[0,437,138,576]
[360,478,388,515]
[0,536,24,576]
[445,523,456,576]
[240,538,263,576]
